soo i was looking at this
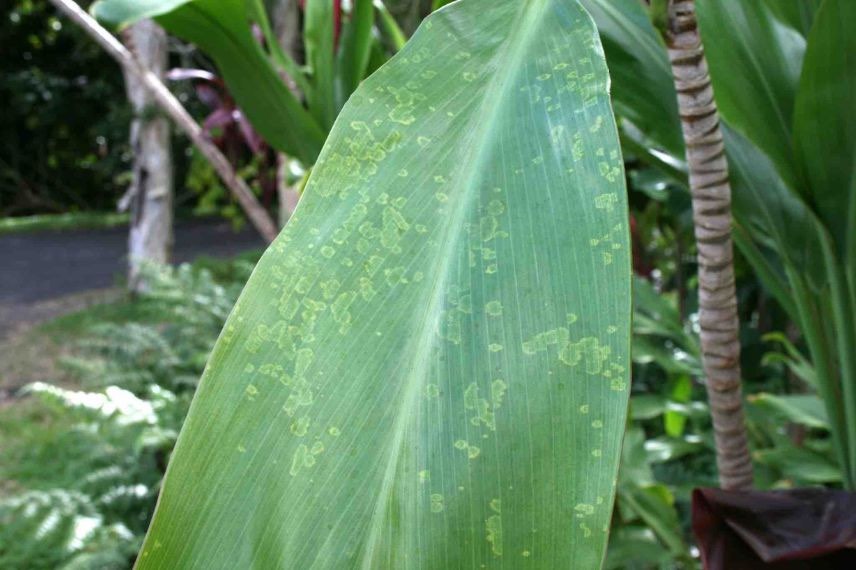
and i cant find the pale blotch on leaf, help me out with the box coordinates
[488,343,504,352]
[418,470,430,483]
[486,514,503,555]
[593,193,617,211]
[289,444,316,476]
[290,416,310,437]
[454,438,481,459]
[430,493,444,513]
[574,503,595,517]
[328,426,341,437]
[245,384,259,400]
[485,301,503,316]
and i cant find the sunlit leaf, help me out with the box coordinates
[135,0,631,567]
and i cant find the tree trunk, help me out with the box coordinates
[664,0,753,490]
[122,20,173,292]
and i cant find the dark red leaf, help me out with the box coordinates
[692,488,856,570]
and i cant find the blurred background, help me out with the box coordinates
[0,1,846,569]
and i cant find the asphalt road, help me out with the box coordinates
[0,218,265,305]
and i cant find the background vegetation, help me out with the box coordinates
[1,0,850,568]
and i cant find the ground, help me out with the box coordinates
[0,218,264,402]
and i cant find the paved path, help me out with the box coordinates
[0,219,265,335]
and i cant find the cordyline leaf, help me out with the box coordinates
[92,0,326,164]
[696,0,806,191]
[793,0,856,264]
[580,0,683,157]
[136,0,631,567]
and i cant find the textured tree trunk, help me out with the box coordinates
[664,0,753,490]
[122,20,173,292]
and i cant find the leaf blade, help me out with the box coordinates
[137,1,630,567]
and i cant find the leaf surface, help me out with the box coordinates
[137,0,630,568]
[696,0,806,189]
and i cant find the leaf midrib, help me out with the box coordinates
[359,1,551,566]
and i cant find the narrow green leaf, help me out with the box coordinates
[90,0,190,24]
[696,0,806,190]
[762,0,822,38]
[580,0,684,157]
[620,484,688,559]
[749,393,829,430]
[336,0,376,108]
[664,375,691,438]
[92,0,326,163]
[305,0,338,129]
[375,0,407,51]
[755,445,842,484]
[137,0,631,567]
[793,0,856,264]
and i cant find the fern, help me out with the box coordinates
[1,261,251,569]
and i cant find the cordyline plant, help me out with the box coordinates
[92,0,633,567]
[585,0,856,489]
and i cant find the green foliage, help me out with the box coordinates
[586,0,856,489]
[135,0,631,567]
[0,261,253,569]
[92,0,402,165]
[0,0,130,216]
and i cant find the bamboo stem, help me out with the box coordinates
[48,0,279,243]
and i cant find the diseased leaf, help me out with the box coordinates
[135,0,631,568]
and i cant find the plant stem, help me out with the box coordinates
[662,0,752,490]
[48,0,279,243]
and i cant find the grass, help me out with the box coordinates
[0,212,130,235]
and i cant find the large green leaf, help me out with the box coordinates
[136,0,631,567]
[696,0,806,189]
[763,0,822,37]
[92,0,326,164]
[304,0,337,130]
[793,0,856,263]
[580,0,683,157]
